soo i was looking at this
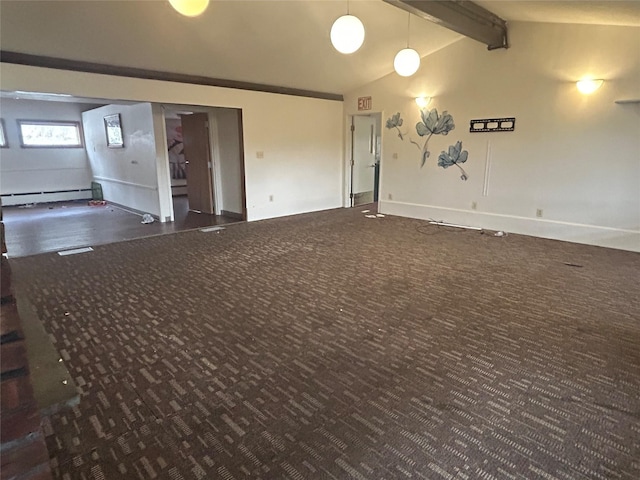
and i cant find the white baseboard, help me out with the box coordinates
[379,200,640,253]
[1,190,91,206]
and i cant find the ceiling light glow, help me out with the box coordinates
[169,0,209,17]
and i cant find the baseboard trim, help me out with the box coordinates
[1,190,91,206]
[108,201,156,220]
[379,200,640,252]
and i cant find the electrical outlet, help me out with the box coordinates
[388,193,393,200]
[269,195,274,202]
[392,153,398,159]
[257,151,264,159]
[471,201,477,210]
[536,208,543,218]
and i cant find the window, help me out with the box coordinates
[0,119,7,148]
[18,120,83,148]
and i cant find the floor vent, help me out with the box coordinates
[200,226,226,233]
[58,247,94,256]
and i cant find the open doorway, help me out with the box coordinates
[162,106,247,226]
[349,113,382,207]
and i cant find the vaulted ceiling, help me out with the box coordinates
[1,1,638,97]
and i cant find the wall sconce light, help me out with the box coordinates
[169,0,209,17]
[394,13,420,77]
[415,97,431,108]
[331,1,365,54]
[576,79,604,94]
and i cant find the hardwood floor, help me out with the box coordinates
[3,196,240,257]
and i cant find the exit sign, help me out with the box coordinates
[357,96,372,111]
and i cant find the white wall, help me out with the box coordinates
[0,98,96,205]
[152,104,174,222]
[82,103,165,218]
[0,64,345,222]
[344,22,640,252]
[212,108,244,215]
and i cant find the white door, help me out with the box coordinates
[351,115,377,206]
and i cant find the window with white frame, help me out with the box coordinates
[17,120,83,148]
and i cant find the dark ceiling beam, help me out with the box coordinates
[0,51,344,102]
[384,0,508,50]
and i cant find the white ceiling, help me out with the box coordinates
[0,0,462,96]
[476,1,640,27]
[0,1,638,98]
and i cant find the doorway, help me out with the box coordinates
[162,106,247,224]
[349,113,382,207]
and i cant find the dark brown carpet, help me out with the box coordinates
[9,207,640,480]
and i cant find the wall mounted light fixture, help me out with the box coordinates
[331,1,365,54]
[394,14,420,77]
[169,0,209,17]
[576,79,604,94]
[415,97,430,108]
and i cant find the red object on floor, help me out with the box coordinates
[88,200,107,206]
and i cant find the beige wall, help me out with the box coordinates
[344,22,640,252]
[0,63,345,222]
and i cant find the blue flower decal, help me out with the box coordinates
[438,141,469,180]
[416,108,455,137]
[415,108,456,167]
[386,112,405,140]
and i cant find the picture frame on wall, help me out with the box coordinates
[104,113,124,148]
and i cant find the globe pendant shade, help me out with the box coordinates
[394,48,420,77]
[330,15,365,54]
[169,0,209,17]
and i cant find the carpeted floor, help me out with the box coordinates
[9,207,640,480]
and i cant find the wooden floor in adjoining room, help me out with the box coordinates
[3,196,240,257]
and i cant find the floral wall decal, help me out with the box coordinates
[415,108,455,167]
[386,107,468,180]
[385,112,405,140]
[438,141,469,180]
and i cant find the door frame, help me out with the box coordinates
[161,104,247,222]
[344,111,384,208]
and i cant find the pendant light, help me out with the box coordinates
[330,1,365,54]
[394,14,420,77]
[169,0,209,17]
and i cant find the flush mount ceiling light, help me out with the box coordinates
[394,14,420,77]
[330,1,365,54]
[169,0,209,17]
[576,78,604,94]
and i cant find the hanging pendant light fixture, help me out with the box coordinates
[330,0,365,54]
[394,14,420,77]
[169,0,209,17]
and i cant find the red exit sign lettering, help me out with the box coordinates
[357,96,372,111]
